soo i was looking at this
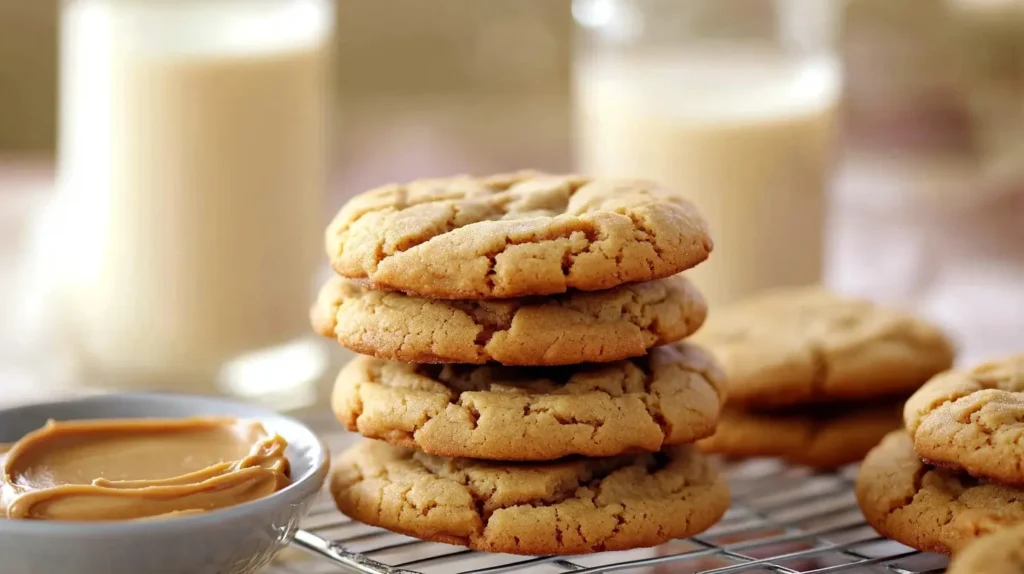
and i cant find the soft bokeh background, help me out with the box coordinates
[0,0,1022,408]
[0,0,574,193]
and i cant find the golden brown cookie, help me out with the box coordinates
[325,171,712,299]
[948,522,1024,574]
[311,274,707,365]
[330,439,730,555]
[692,287,955,408]
[331,343,725,461]
[904,355,1024,486]
[697,402,903,469]
[856,431,1024,556]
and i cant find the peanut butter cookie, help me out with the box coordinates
[325,172,712,299]
[856,431,1024,556]
[331,343,725,461]
[311,274,707,365]
[697,402,903,469]
[904,355,1024,486]
[948,522,1024,574]
[693,287,955,408]
[330,439,729,555]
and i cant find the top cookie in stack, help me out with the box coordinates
[311,172,731,555]
[323,171,712,300]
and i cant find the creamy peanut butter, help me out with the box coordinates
[0,417,290,521]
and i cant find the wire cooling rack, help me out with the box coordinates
[268,412,948,574]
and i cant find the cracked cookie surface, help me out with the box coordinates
[856,431,1024,556]
[331,343,725,461]
[325,171,712,299]
[692,287,955,408]
[904,355,1024,486]
[948,522,1024,574]
[311,274,707,365]
[330,439,729,555]
[697,402,903,469]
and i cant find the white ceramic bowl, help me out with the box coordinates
[0,393,330,574]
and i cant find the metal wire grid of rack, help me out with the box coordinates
[269,415,949,574]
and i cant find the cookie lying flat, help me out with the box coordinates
[325,171,712,299]
[904,355,1024,486]
[692,287,955,408]
[948,522,1024,574]
[311,274,706,365]
[330,439,729,555]
[332,343,725,461]
[697,402,903,469]
[856,431,1024,556]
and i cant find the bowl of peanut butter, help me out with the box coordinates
[0,393,330,574]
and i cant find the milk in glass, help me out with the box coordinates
[576,52,840,306]
[573,0,842,306]
[54,0,332,402]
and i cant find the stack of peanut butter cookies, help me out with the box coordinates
[693,287,955,470]
[857,355,1024,557]
[311,172,731,555]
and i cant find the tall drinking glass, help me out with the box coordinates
[573,0,842,306]
[53,0,333,408]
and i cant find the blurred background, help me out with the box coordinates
[0,0,1021,410]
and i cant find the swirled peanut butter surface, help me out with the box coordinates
[0,417,290,521]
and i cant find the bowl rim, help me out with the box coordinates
[0,391,330,534]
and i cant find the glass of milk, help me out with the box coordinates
[573,0,843,306]
[51,0,333,406]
